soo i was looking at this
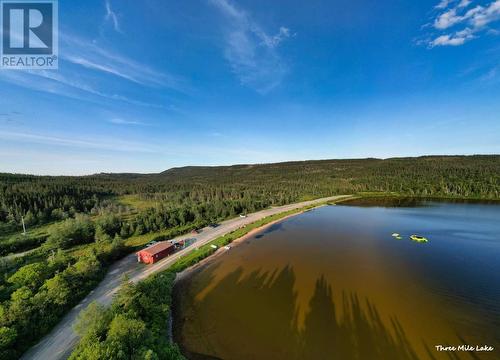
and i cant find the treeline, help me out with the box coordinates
[69,272,184,360]
[1,155,499,227]
[125,198,269,237]
[0,174,113,226]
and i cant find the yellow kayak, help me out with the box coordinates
[410,234,428,243]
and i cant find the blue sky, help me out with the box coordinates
[1,0,500,175]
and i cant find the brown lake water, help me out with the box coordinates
[174,200,500,360]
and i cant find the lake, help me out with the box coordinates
[174,199,500,360]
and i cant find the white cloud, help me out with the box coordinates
[434,8,463,29]
[430,28,475,46]
[209,0,291,93]
[60,34,188,92]
[426,0,500,47]
[436,0,452,9]
[480,66,498,81]
[0,69,166,108]
[0,3,190,111]
[256,26,291,48]
[0,32,189,108]
[0,130,159,153]
[108,118,146,125]
[458,0,472,8]
[471,1,500,27]
[105,0,121,33]
[0,130,294,175]
[64,55,144,85]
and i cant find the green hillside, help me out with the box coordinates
[1,155,499,229]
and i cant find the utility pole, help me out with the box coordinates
[21,216,27,236]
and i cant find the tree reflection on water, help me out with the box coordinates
[174,265,450,360]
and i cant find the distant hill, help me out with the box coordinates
[1,155,499,226]
[156,155,494,178]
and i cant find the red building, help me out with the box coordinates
[137,242,175,264]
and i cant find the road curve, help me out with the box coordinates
[21,195,349,360]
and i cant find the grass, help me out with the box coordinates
[115,194,161,221]
[0,221,64,257]
[0,221,59,243]
[124,223,200,249]
[117,194,158,211]
[355,191,401,197]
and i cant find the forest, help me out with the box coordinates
[0,155,499,358]
[1,155,499,228]
[69,272,184,360]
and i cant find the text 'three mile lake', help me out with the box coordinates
[175,199,500,360]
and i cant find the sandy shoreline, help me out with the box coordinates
[171,205,327,349]
[174,205,326,284]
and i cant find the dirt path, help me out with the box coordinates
[21,195,349,360]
